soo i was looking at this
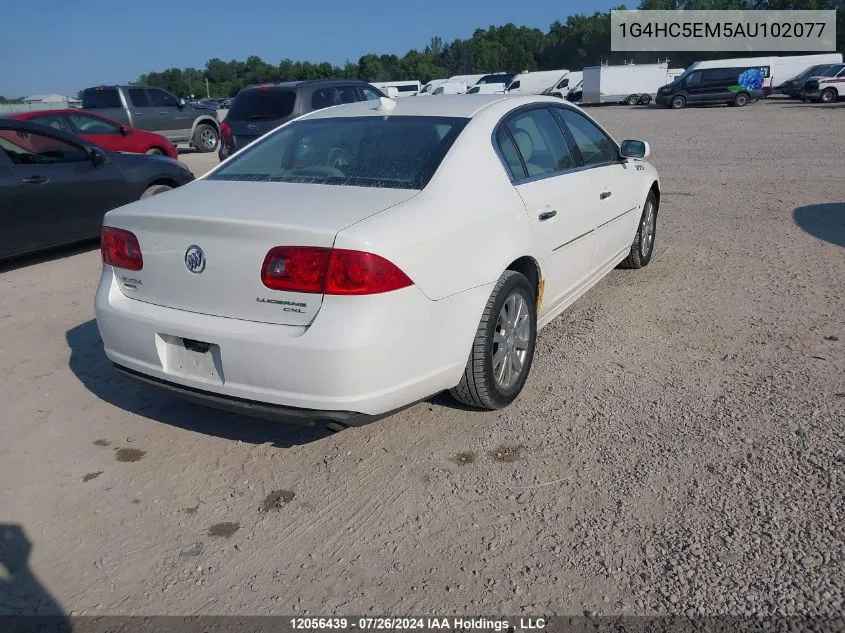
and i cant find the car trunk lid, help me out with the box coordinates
[106,180,416,326]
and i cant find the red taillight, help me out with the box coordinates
[261,246,332,293]
[325,250,413,295]
[261,247,412,295]
[220,121,234,148]
[102,226,143,271]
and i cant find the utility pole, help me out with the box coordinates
[206,77,210,98]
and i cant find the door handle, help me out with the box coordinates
[600,191,612,199]
[538,209,557,221]
[159,112,169,116]
[133,112,143,116]
[20,176,49,185]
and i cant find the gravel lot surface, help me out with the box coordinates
[1,99,843,618]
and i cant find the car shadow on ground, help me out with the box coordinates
[793,202,845,248]
[781,103,845,109]
[0,524,68,626]
[0,240,99,274]
[65,320,332,448]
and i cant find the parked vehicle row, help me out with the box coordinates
[6,109,179,159]
[81,85,221,152]
[0,118,193,261]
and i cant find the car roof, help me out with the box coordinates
[8,109,85,117]
[240,79,375,92]
[301,94,561,120]
[0,116,86,140]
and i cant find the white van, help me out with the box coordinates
[448,74,486,87]
[432,81,469,95]
[370,80,421,98]
[464,75,515,94]
[417,79,449,96]
[544,71,582,99]
[507,70,569,95]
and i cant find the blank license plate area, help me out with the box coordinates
[155,333,224,385]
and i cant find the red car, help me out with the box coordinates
[7,109,178,159]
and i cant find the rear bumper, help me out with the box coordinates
[95,266,491,419]
[113,364,385,425]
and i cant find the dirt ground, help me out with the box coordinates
[1,98,843,618]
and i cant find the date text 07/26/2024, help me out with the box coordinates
[290,617,548,631]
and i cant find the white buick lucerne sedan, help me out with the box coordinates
[95,94,660,427]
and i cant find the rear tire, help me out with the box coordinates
[145,147,165,156]
[141,184,172,198]
[450,271,537,410]
[670,95,686,109]
[193,123,218,153]
[620,191,658,270]
[638,94,652,105]
[734,92,750,107]
[820,88,837,103]
[626,94,639,105]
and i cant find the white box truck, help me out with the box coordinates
[582,63,685,105]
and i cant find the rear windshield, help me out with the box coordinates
[228,89,296,121]
[82,88,121,109]
[208,115,469,190]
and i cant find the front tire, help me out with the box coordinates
[451,271,537,410]
[193,123,219,153]
[626,94,639,105]
[734,92,750,107]
[670,95,686,109]
[620,191,658,269]
[141,184,172,198]
[145,147,165,156]
[820,88,837,103]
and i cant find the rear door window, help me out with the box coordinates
[503,108,576,177]
[360,86,382,101]
[311,86,359,110]
[228,89,296,121]
[128,88,151,107]
[82,87,121,109]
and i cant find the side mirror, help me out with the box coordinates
[119,125,130,136]
[620,139,650,159]
[89,146,107,165]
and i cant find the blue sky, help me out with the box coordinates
[1,0,622,97]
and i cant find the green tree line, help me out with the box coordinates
[4,0,839,102]
[133,0,843,97]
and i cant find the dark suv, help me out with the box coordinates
[219,80,385,160]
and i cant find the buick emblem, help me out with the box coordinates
[247,123,257,130]
[184,245,206,274]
